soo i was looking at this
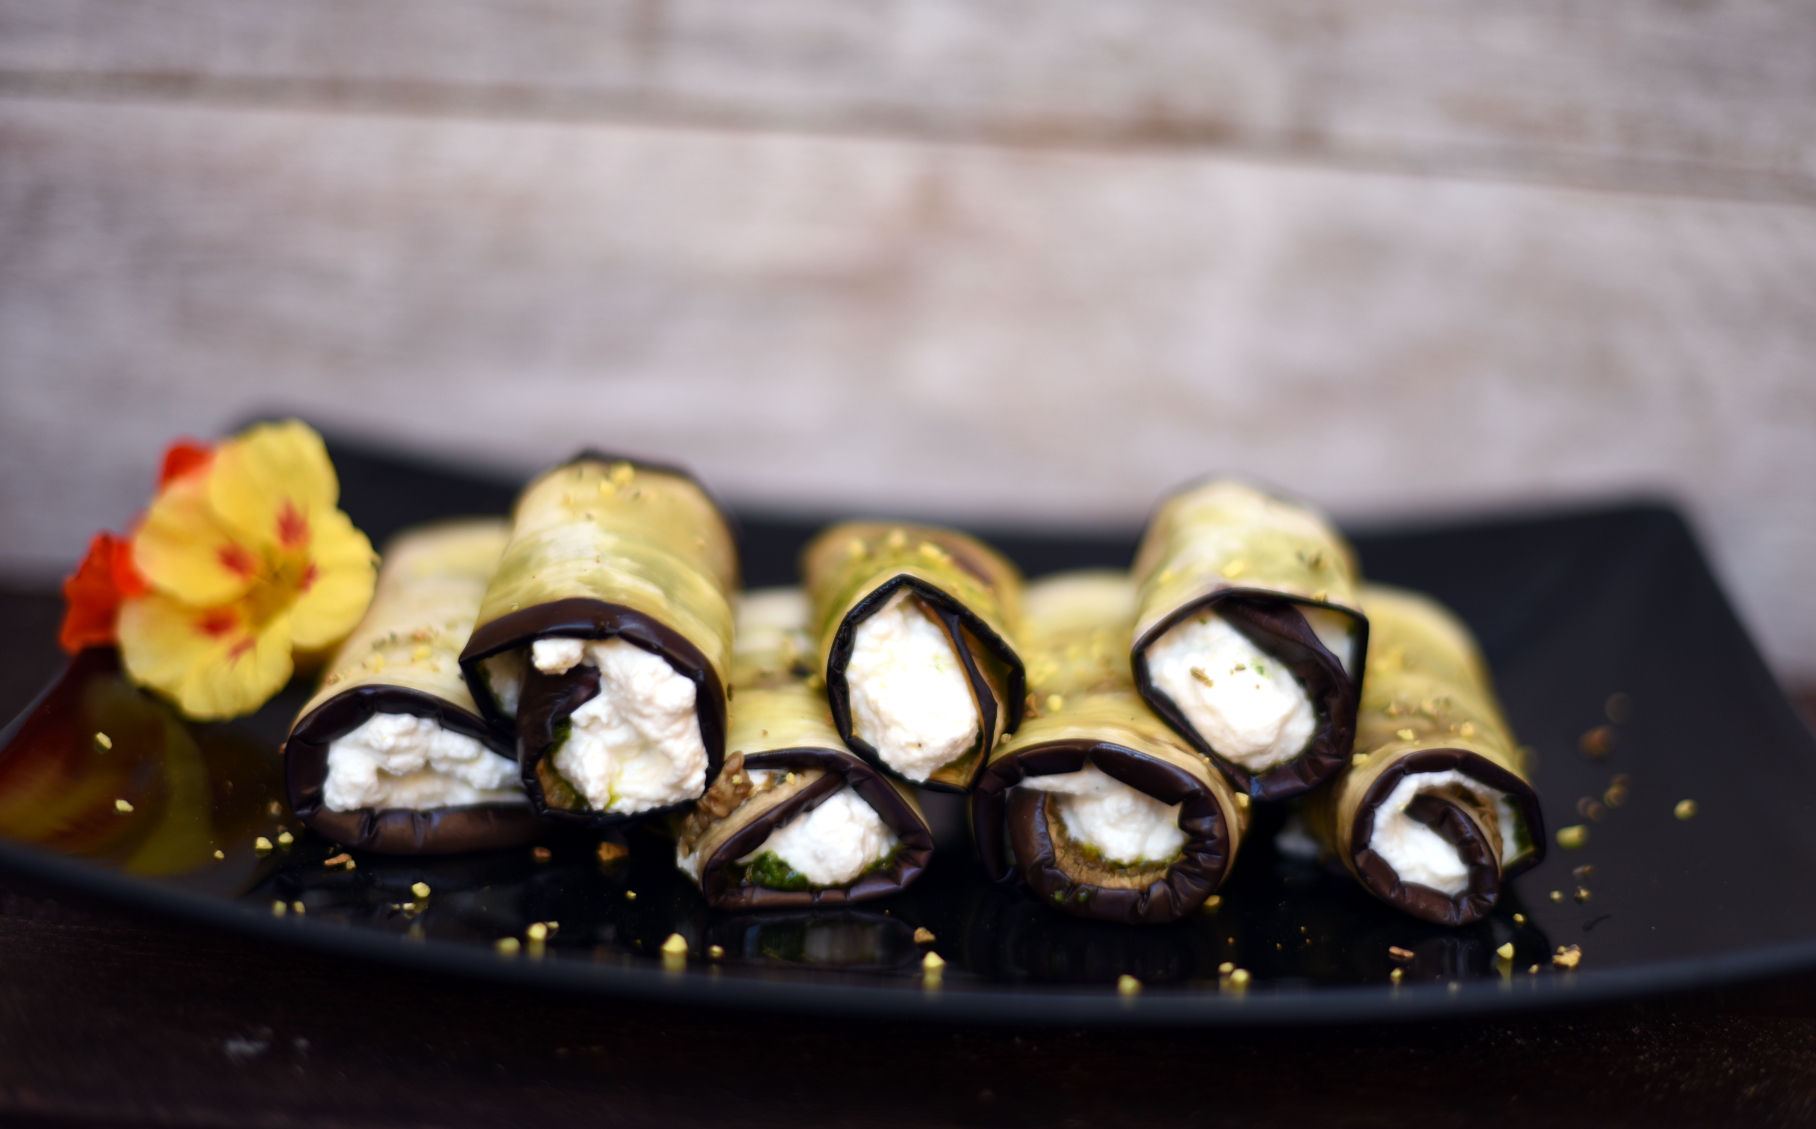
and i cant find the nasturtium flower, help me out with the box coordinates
[60,421,377,721]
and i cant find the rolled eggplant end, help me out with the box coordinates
[681,749,936,910]
[980,749,1238,924]
[1346,751,1542,926]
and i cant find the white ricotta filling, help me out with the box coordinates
[481,651,525,718]
[550,637,708,815]
[322,712,525,812]
[845,590,980,782]
[1368,769,1517,896]
[1020,763,1186,865]
[531,636,587,674]
[739,782,900,886]
[1147,612,1317,770]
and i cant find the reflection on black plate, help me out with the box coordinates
[2,439,1814,1025]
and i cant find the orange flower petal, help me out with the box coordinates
[157,440,213,490]
[59,532,129,653]
[118,594,295,720]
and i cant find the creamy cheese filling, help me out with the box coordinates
[845,590,980,782]
[541,637,707,815]
[1020,763,1186,865]
[322,712,526,812]
[1368,769,1517,896]
[481,651,526,718]
[739,781,899,886]
[1147,612,1317,770]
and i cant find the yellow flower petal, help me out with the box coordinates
[118,593,294,720]
[208,421,340,554]
[287,507,376,650]
[132,472,260,607]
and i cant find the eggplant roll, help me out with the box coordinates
[458,455,739,827]
[676,589,934,909]
[1130,478,1368,802]
[285,519,545,854]
[1303,584,1544,926]
[802,522,1025,792]
[970,571,1248,924]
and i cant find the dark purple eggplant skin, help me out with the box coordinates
[462,598,728,830]
[969,742,1237,925]
[691,748,935,911]
[822,575,1025,794]
[285,685,547,855]
[1348,746,1546,927]
[1132,594,1363,802]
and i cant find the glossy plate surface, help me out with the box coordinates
[3,440,1813,1026]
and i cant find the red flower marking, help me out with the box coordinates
[298,562,319,593]
[275,500,309,550]
[227,638,255,661]
[197,609,238,639]
[217,543,258,578]
[59,533,136,653]
[158,440,213,489]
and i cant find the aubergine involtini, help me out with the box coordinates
[802,522,1025,793]
[676,589,934,909]
[285,519,545,854]
[1130,478,1367,802]
[458,455,738,828]
[971,571,1248,924]
[1303,584,1544,926]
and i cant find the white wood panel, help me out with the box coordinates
[3,99,1814,676]
[2,0,1814,201]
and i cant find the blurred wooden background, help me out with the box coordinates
[1,0,1813,681]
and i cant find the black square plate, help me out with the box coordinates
[2,439,1812,1026]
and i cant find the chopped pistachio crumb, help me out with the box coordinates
[496,937,521,955]
[922,951,946,971]
[596,841,629,865]
[292,901,305,915]
[707,945,725,960]
[271,901,287,917]
[532,846,553,862]
[1553,945,1583,970]
[528,922,550,942]
[93,732,113,750]
[1389,968,1403,984]
[1388,946,1415,962]
[1234,794,1250,810]
[276,831,294,847]
[1201,895,1222,913]
[1352,752,1370,767]
[1556,825,1589,849]
[1513,913,1526,925]
[1228,969,1251,986]
[411,881,431,899]
[1217,962,1236,976]
[212,849,225,860]
[1396,728,1417,741]
[1574,887,1592,903]
[1529,965,1540,974]
[1046,694,1064,713]
[1496,943,1515,962]
[1117,975,1141,997]
[1550,890,1564,902]
[114,799,134,813]
[254,836,273,853]
[625,891,637,901]
[1675,799,1698,820]
[913,927,937,945]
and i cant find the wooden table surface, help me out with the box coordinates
[5,588,1816,1127]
